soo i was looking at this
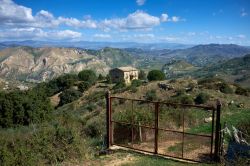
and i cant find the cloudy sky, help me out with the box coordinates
[0,0,249,45]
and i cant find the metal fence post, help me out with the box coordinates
[154,102,159,154]
[106,91,111,149]
[214,99,221,162]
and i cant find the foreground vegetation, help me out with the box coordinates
[0,68,250,165]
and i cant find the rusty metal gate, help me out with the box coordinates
[106,92,222,163]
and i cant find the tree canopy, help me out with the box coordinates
[147,70,166,81]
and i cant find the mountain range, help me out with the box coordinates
[0,43,250,83]
[0,40,193,50]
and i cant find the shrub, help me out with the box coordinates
[131,79,142,87]
[175,89,186,96]
[147,70,165,81]
[0,90,53,128]
[237,119,250,143]
[198,77,225,85]
[219,82,233,94]
[59,89,82,106]
[97,74,104,81]
[145,90,157,101]
[34,74,79,97]
[235,86,248,96]
[138,70,146,80]
[112,81,126,90]
[106,74,112,84]
[56,74,78,90]
[78,70,97,84]
[168,94,193,104]
[84,116,105,138]
[194,92,210,104]
[77,82,91,92]
[179,95,194,104]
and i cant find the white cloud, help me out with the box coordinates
[236,34,246,39]
[94,34,111,39]
[0,0,34,24]
[160,36,180,42]
[100,10,160,30]
[136,0,146,6]
[0,28,82,40]
[171,16,180,22]
[0,0,185,41]
[187,32,196,36]
[52,30,82,39]
[160,13,168,22]
[134,33,155,38]
[58,17,97,28]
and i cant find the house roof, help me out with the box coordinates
[114,66,138,72]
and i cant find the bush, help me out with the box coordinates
[145,90,157,101]
[235,86,249,96]
[0,90,53,128]
[175,89,186,96]
[138,70,146,80]
[106,74,112,84]
[84,116,105,138]
[97,74,104,81]
[198,77,225,85]
[179,95,194,104]
[147,70,165,81]
[112,81,126,90]
[219,82,233,94]
[168,94,193,104]
[194,92,210,104]
[59,89,82,106]
[78,70,97,84]
[34,74,79,97]
[131,79,142,87]
[56,74,78,90]
[78,82,91,92]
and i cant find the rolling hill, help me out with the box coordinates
[0,47,106,81]
[190,54,250,87]
[162,60,197,78]
[159,44,250,66]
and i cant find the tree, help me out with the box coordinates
[98,74,104,81]
[78,82,91,92]
[56,74,78,90]
[0,90,53,128]
[138,70,146,80]
[78,70,97,84]
[106,74,112,84]
[194,92,210,104]
[147,70,165,81]
[59,89,82,106]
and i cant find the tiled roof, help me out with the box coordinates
[116,66,138,72]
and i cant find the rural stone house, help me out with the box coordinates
[109,67,138,84]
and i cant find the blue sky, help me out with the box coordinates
[0,0,250,45]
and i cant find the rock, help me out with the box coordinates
[204,117,213,123]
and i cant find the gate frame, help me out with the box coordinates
[106,91,222,163]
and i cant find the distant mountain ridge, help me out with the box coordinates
[0,44,250,83]
[158,44,250,66]
[0,40,193,50]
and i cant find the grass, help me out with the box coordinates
[85,150,217,166]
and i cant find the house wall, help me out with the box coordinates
[109,69,139,84]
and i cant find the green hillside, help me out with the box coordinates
[192,54,250,87]
[162,60,197,78]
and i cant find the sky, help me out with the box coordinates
[0,0,250,45]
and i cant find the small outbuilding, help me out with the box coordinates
[109,67,138,84]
